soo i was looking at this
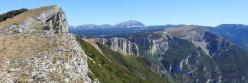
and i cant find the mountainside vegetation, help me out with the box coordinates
[209,24,248,50]
[2,5,248,83]
[90,27,248,83]
[76,37,172,83]
[0,8,28,22]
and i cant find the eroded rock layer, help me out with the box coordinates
[0,6,91,83]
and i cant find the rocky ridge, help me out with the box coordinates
[0,5,92,82]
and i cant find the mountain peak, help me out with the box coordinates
[0,6,91,82]
[115,20,145,28]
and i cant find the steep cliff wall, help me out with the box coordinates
[95,37,139,56]
[93,26,248,83]
[0,6,92,83]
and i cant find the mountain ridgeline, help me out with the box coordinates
[0,6,170,83]
[209,24,248,50]
[71,21,248,83]
[70,22,248,51]
[0,5,93,82]
[0,8,28,22]
[76,37,170,83]
[1,5,248,83]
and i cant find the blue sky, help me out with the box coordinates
[1,0,248,26]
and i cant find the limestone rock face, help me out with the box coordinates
[95,37,139,56]
[92,26,248,83]
[0,6,91,83]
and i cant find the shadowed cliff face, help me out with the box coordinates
[93,26,248,83]
[0,6,92,83]
[209,24,248,51]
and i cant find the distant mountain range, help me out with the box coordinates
[71,20,145,29]
[69,21,248,82]
[69,20,180,38]
[2,5,248,83]
[69,21,248,51]
[115,20,145,28]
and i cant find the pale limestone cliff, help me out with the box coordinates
[94,37,139,56]
[0,5,92,83]
[92,26,224,82]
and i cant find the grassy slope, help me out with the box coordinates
[0,8,28,22]
[76,37,171,83]
[0,6,54,28]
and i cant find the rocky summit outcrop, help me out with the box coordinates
[0,5,92,82]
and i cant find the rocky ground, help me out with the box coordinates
[0,5,92,83]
